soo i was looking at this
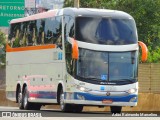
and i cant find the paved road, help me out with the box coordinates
[0,106,159,120]
[0,106,112,117]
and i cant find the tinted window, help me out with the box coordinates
[36,19,45,45]
[9,22,35,47]
[65,40,72,74]
[109,52,138,81]
[9,23,21,48]
[64,15,74,38]
[27,21,36,46]
[44,16,62,46]
[75,48,138,84]
[75,17,137,45]
[19,22,26,46]
[64,15,75,74]
[8,16,62,48]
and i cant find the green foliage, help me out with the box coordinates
[64,0,74,7]
[0,30,6,67]
[64,0,160,63]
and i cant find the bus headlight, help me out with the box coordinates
[76,85,91,92]
[79,86,85,91]
[127,88,137,94]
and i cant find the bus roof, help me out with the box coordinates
[10,7,133,24]
[10,10,58,24]
[64,8,133,19]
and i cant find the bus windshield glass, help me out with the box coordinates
[76,49,138,83]
[75,17,137,45]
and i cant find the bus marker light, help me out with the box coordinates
[77,94,85,100]
[127,88,137,94]
[129,97,137,102]
[30,97,36,100]
[102,99,113,104]
[76,85,91,92]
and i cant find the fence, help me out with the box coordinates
[0,64,160,92]
[138,63,160,93]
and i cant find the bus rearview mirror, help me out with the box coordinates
[138,41,148,62]
[72,38,79,59]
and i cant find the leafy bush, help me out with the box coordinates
[0,30,6,67]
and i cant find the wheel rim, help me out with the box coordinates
[23,92,28,108]
[18,92,22,107]
[60,92,64,110]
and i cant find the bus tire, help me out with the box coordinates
[22,87,41,110]
[17,88,24,109]
[59,89,72,112]
[110,106,122,114]
[72,105,83,113]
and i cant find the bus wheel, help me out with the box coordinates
[60,89,72,112]
[22,87,41,110]
[72,105,83,113]
[110,106,122,114]
[17,89,24,109]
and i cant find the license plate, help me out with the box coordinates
[102,99,113,104]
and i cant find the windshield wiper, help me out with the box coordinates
[81,77,102,81]
[86,77,101,81]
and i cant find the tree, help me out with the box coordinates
[107,0,160,62]
[0,30,6,67]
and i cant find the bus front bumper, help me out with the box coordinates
[65,100,137,106]
[64,92,138,106]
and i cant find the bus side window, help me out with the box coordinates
[44,18,54,44]
[65,40,72,74]
[55,17,62,48]
[69,20,74,37]
[20,22,28,47]
[19,22,24,46]
[43,16,62,47]
[64,15,75,38]
[64,15,75,75]
[27,21,36,46]
[8,24,14,47]
[11,23,21,48]
[51,16,62,49]
[36,19,45,45]
[32,23,37,46]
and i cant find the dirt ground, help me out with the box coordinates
[0,90,160,111]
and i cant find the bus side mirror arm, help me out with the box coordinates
[138,41,148,62]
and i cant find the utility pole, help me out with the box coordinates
[74,0,79,8]
[35,0,36,14]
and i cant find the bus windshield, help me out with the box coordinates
[75,17,137,45]
[76,48,138,84]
